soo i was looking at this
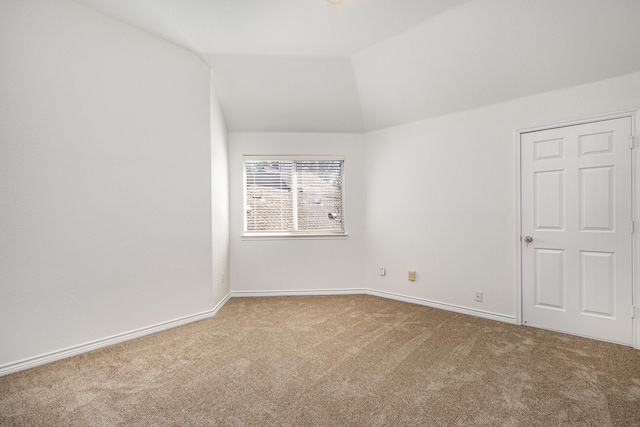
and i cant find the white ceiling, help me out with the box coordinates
[73,0,640,133]
[353,0,640,130]
[208,55,363,133]
[72,0,472,56]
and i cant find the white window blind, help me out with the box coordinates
[244,157,344,235]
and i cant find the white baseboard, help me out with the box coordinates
[230,288,516,324]
[230,288,369,297]
[0,294,231,377]
[366,289,516,324]
[1,289,516,377]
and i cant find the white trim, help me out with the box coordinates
[19,275,625,377]
[515,109,639,349]
[515,127,523,326]
[633,110,640,350]
[242,156,346,236]
[6,269,632,377]
[243,155,345,162]
[366,289,517,324]
[517,109,639,135]
[0,294,231,377]
[230,288,368,297]
[231,288,516,324]
[241,233,348,240]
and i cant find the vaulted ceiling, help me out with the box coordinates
[74,0,640,133]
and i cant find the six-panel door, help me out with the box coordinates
[521,117,633,345]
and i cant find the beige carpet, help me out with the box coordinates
[1,295,639,426]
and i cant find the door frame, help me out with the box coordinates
[515,109,639,349]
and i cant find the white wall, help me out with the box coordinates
[0,0,228,369]
[364,72,640,319]
[229,133,365,293]
[227,74,640,322]
[211,80,231,303]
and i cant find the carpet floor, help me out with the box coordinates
[1,295,639,426]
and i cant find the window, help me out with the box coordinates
[243,156,345,236]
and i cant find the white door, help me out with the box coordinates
[521,117,633,345]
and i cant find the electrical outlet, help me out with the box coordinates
[408,270,416,281]
[379,267,386,276]
[475,291,483,302]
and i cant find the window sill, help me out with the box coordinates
[241,232,348,241]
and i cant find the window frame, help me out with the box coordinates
[242,155,347,239]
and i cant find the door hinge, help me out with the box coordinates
[632,135,636,149]
[633,305,638,319]
[632,221,636,234]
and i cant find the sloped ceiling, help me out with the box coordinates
[207,55,362,133]
[74,0,640,133]
[354,0,640,130]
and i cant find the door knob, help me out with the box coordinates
[524,236,533,243]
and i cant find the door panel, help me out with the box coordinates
[579,166,614,231]
[579,251,615,318]
[534,248,565,309]
[535,170,564,230]
[521,117,633,345]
